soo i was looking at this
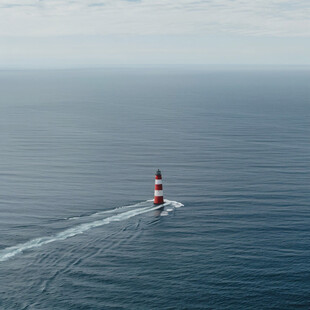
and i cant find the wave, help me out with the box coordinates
[0,199,183,262]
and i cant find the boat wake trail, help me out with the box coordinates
[0,200,183,262]
[66,200,154,220]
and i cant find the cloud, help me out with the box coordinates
[0,0,309,37]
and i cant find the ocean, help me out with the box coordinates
[0,67,309,309]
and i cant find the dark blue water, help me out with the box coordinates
[0,67,309,309]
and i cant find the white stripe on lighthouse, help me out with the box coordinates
[155,179,162,185]
[154,190,163,196]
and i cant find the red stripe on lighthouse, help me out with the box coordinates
[154,169,164,205]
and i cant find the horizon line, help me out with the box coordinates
[1,64,310,71]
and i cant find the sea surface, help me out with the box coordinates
[0,67,309,309]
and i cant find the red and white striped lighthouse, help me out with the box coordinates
[154,169,164,205]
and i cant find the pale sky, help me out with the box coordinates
[0,0,309,67]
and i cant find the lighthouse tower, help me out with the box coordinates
[154,169,164,205]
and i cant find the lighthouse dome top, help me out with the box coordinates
[156,169,161,176]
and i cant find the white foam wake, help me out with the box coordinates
[90,200,154,218]
[0,205,154,262]
[164,200,184,208]
[0,199,183,262]
[66,200,154,220]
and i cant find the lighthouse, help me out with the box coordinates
[154,169,164,205]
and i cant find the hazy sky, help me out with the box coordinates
[0,0,309,67]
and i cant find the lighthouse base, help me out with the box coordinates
[154,197,164,205]
[154,195,164,205]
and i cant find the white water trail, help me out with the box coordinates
[168,200,183,208]
[66,200,152,220]
[0,199,183,262]
[90,200,154,218]
[0,206,151,262]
